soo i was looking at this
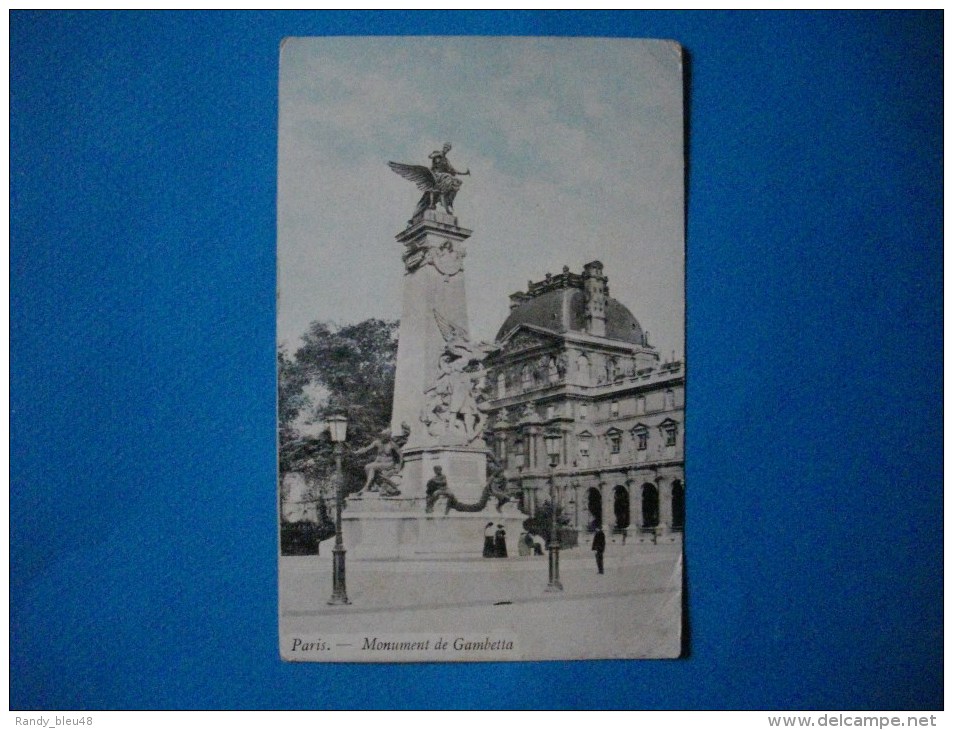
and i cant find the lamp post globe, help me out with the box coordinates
[327,414,348,443]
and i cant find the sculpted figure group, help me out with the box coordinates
[354,423,517,514]
[354,422,411,497]
[425,453,513,515]
[421,310,497,445]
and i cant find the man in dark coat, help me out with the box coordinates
[592,526,606,574]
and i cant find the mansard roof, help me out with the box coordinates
[496,287,645,345]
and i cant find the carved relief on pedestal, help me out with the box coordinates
[402,237,467,279]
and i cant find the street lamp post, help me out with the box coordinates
[327,414,350,605]
[544,430,563,592]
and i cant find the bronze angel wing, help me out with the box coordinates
[388,162,436,191]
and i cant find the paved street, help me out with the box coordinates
[280,542,683,661]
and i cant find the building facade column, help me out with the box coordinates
[597,480,607,529]
[572,482,581,531]
[525,425,541,471]
[658,478,673,534]
[627,478,643,530]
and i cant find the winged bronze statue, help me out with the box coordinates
[388,143,470,220]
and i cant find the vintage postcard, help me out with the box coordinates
[277,37,685,662]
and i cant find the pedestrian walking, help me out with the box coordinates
[483,522,495,558]
[518,531,531,556]
[494,524,508,558]
[532,534,544,555]
[592,526,606,574]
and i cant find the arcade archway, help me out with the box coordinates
[641,483,659,528]
[586,487,603,530]
[671,480,685,529]
[613,485,630,530]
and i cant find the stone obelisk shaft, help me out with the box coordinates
[390,210,472,448]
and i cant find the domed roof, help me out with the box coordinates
[496,288,645,345]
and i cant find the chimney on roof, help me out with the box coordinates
[582,260,607,337]
[509,291,529,310]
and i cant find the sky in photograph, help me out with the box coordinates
[277,37,685,359]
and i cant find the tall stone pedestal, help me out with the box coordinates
[343,446,524,559]
[390,210,473,448]
[342,493,525,560]
[402,446,487,503]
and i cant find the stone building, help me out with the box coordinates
[482,261,684,542]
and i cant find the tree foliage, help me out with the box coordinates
[523,499,572,544]
[279,318,399,498]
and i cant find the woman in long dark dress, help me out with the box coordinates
[483,522,495,558]
[494,524,508,558]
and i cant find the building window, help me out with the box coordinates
[549,450,560,468]
[663,423,678,447]
[577,354,591,383]
[513,440,525,468]
[578,432,592,468]
[609,433,621,454]
[579,404,588,421]
[665,389,675,409]
[610,400,619,417]
[631,424,649,452]
[636,396,645,415]
[546,404,555,420]
[521,366,532,390]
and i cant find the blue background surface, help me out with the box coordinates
[10,11,942,709]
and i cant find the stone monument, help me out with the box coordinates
[342,145,524,558]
